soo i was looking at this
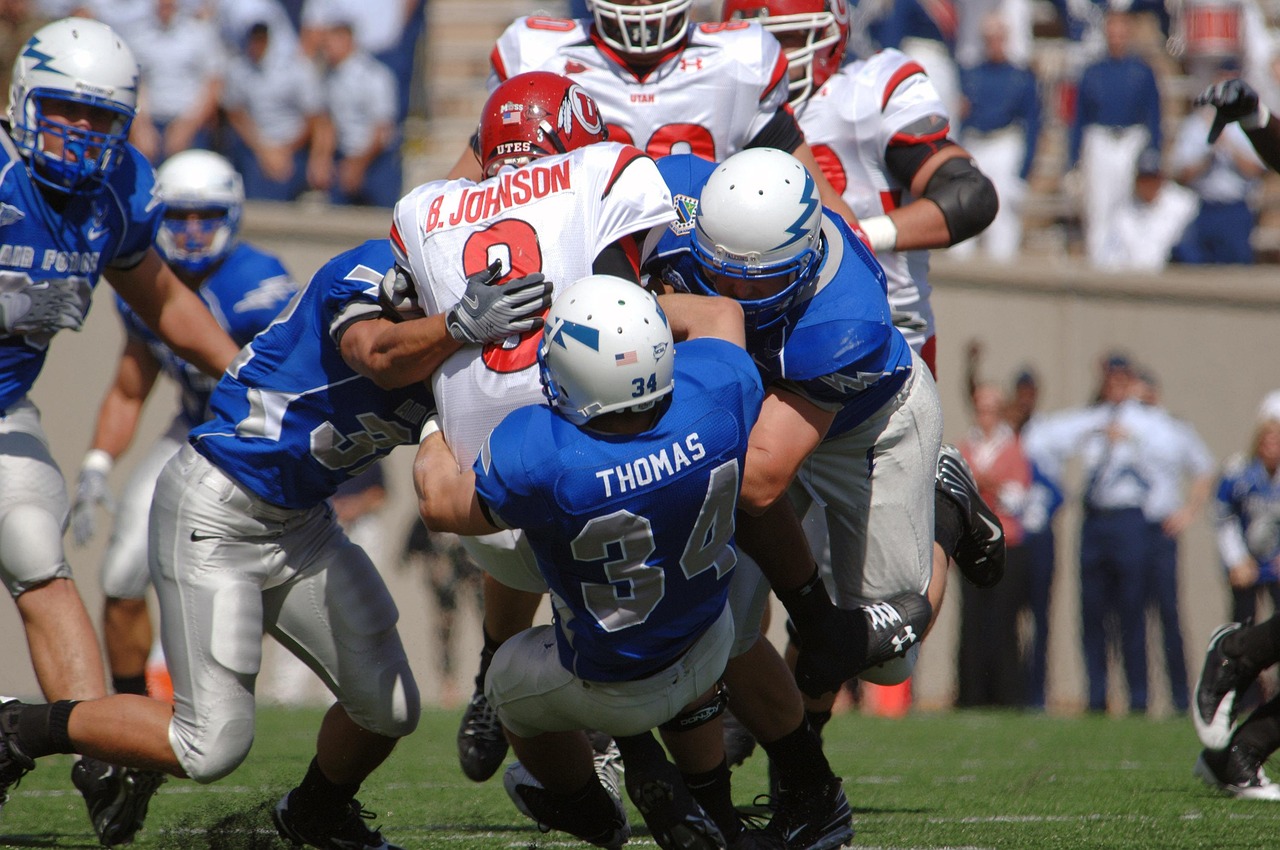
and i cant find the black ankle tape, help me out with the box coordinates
[17,700,78,757]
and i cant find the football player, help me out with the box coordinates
[0,18,239,844]
[0,236,552,850]
[417,276,782,849]
[67,150,297,733]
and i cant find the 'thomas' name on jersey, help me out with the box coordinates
[474,337,764,682]
[798,49,953,350]
[117,243,297,429]
[190,240,434,510]
[0,131,162,410]
[490,16,788,161]
[391,142,673,470]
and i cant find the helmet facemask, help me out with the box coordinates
[588,0,693,58]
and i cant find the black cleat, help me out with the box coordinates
[1194,623,1258,752]
[762,776,853,850]
[936,443,1006,587]
[456,683,508,782]
[793,593,931,697]
[627,759,725,850]
[0,698,35,818]
[273,790,403,850]
[504,758,631,849]
[1194,743,1280,800]
[72,757,166,846]
[859,592,932,672]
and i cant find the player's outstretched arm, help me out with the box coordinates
[340,311,460,389]
[740,386,835,515]
[105,249,240,378]
[413,419,500,537]
[655,293,745,348]
[1197,78,1280,172]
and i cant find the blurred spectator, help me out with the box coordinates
[1170,65,1267,265]
[217,0,300,65]
[1134,368,1214,714]
[1094,147,1198,271]
[1215,411,1280,627]
[1068,6,1162,267]
[300,0,425,121]
[316,18,401,208]
[223,19,328,200]
[1022,352,1168,714]
[955,0,1032,71]
[955,382,1032,708]
[952,11,1040,261]
[0,0,41,98]
[401,522,484,707]
[128,0,225,164]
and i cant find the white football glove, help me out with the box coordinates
[378,266,424,321]
[445,261,552,345]
[0,280,88,335]
[69,451,114,547]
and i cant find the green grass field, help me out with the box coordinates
[1,706,1277,849]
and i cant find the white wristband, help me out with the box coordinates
[859,214,898,253]
[1242,103,1272,131]
[419,414,441,444]
[81,449,113,476]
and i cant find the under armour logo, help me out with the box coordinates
[679,58,703,71]
[892,626,917,653]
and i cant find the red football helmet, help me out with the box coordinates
[476,72,608,178]
[722,0,851,105]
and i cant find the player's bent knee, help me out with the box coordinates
[1,505,71,596]
[859,644,920,686]
[171,715,255,784]
[344,660,420,739]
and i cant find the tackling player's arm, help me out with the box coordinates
[739,385,836,515]
[657,293,745,348]
[105,248,240,378]
[339,312,461,389]
[85,337,162,462]
[414,421,502,536]
[859,122,998,254]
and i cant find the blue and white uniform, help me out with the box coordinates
[648,154,942,673]
[152,240,422,783]
[479,338,764,738]
[100,244,297,601]
[0,132,161,596]
[1216,450,1280,625]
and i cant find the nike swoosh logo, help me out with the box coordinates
[462,292,480,309]
[190,530,217,542]
[979,514,1003,541]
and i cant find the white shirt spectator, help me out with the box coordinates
[326,48,397,157]
[1170,110,1266,205]
[302,0,405,54]
[1095,180,1198,272]
[217,0,299,64]
[224,43,324,146]
[132,11,225,124]
[1141,408,1215,523]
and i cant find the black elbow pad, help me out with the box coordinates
[923,157,999,245]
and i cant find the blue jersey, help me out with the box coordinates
[475,338,763,682]
[1216,457,1280,584]
[190,240,434,509]
[649,153,913,439]
[0,134,162,410]
[117,243,297,429]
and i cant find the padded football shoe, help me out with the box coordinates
[625,758,725,850]
[1194,743,1280,800]
[72,757,166,846]
[0,698,34,818]
[762,776,853,850]
[456,682,508,782]
[273,790,403,850]
[1194,623,1257,752]
[504,760,631,850]
[936,443,1006,587]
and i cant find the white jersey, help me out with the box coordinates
[392,142,674,468]
[796,49,951,349]
[489,16,788,161]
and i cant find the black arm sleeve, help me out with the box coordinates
[744,108,805,153]
[921,156,999,245]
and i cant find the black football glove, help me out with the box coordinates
[1196,78,1266,143]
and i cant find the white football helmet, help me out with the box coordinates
[539,275,675,426]
[691,148,824,330]
[155,150,244,275]
[8,18,139,192]
[586,0,693,57]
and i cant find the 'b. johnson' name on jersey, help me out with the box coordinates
[595,432,707,498]
[423,160,572,232]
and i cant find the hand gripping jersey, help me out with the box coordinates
[489,16,788,161]
[116,242,297,429]
[190,240,434,509]
[0,132,162,410]
[648,153,913,438]
[796,49,952,349]
[392,142,673,469]
[474,337,764,682]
